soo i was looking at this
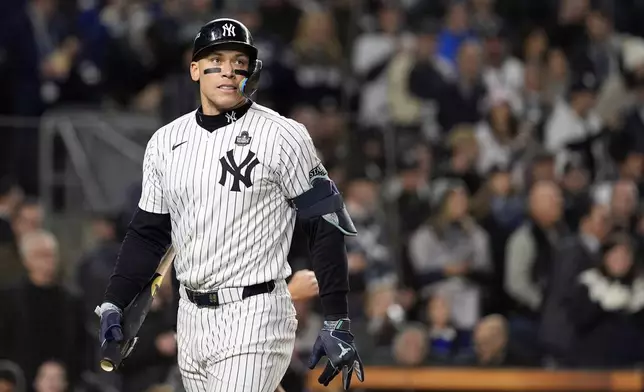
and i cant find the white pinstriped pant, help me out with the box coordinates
[177,280,297,392]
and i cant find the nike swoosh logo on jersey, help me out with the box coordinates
[172,141,188,151]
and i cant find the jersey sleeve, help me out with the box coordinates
[138,133,169,214]
[277,121,323,199]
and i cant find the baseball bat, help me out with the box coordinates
[98,244,176,372]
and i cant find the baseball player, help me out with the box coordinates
[97,18,364,392]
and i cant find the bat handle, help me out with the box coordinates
[100,341,123,372]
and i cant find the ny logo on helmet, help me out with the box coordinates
[222,24,236,37]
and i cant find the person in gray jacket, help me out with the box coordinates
[505,181,566,316]
[504,180,567,358]
[409,178,492,330]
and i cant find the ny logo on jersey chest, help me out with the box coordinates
[222,23,236,37]
[219,150,260,192]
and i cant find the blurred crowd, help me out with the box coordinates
[5,0,644,391]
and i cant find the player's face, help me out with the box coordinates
[190,50,250,112]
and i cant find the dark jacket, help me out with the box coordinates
[566,267,644,368]
[539,234,602,361]
[436,80,487,133]
[0,280,88,391]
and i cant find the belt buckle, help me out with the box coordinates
[207,292,220,307]
[193,291,219,308]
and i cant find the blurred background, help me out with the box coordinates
[4,0,644,391]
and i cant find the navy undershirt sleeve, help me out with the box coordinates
[104,208,172,309]
[300,216,349,320]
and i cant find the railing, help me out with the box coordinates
[0,110,159,275]
[307,367,644,391]
[36,108,158,214]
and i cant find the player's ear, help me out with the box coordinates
[190,61,200,82]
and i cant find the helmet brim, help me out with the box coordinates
[192,41,258,62]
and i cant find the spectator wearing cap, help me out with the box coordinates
[540,198,612,365]
[434,124,483,195]
[408,178,491,329]
[544,67,607,181]
[504,181,566,358]
[565,232,644,368]
[475,88,525,175]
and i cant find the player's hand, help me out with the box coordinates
[288,269,319,301]
[308,318,365,389]
[96,302,124,346]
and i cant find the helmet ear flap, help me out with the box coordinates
[239,59,262,98]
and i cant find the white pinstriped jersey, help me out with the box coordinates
[139,102,321,290]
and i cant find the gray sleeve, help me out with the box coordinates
[504,228,542,310]
[409,227,449,273]
[470,227,492,272]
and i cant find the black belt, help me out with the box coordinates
[185,280,276,308]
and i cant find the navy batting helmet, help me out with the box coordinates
[192,18,262,97]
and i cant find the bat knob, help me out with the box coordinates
[100,359,115,372]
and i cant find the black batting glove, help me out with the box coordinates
[96,302,124,346]
[307,318,365,389]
